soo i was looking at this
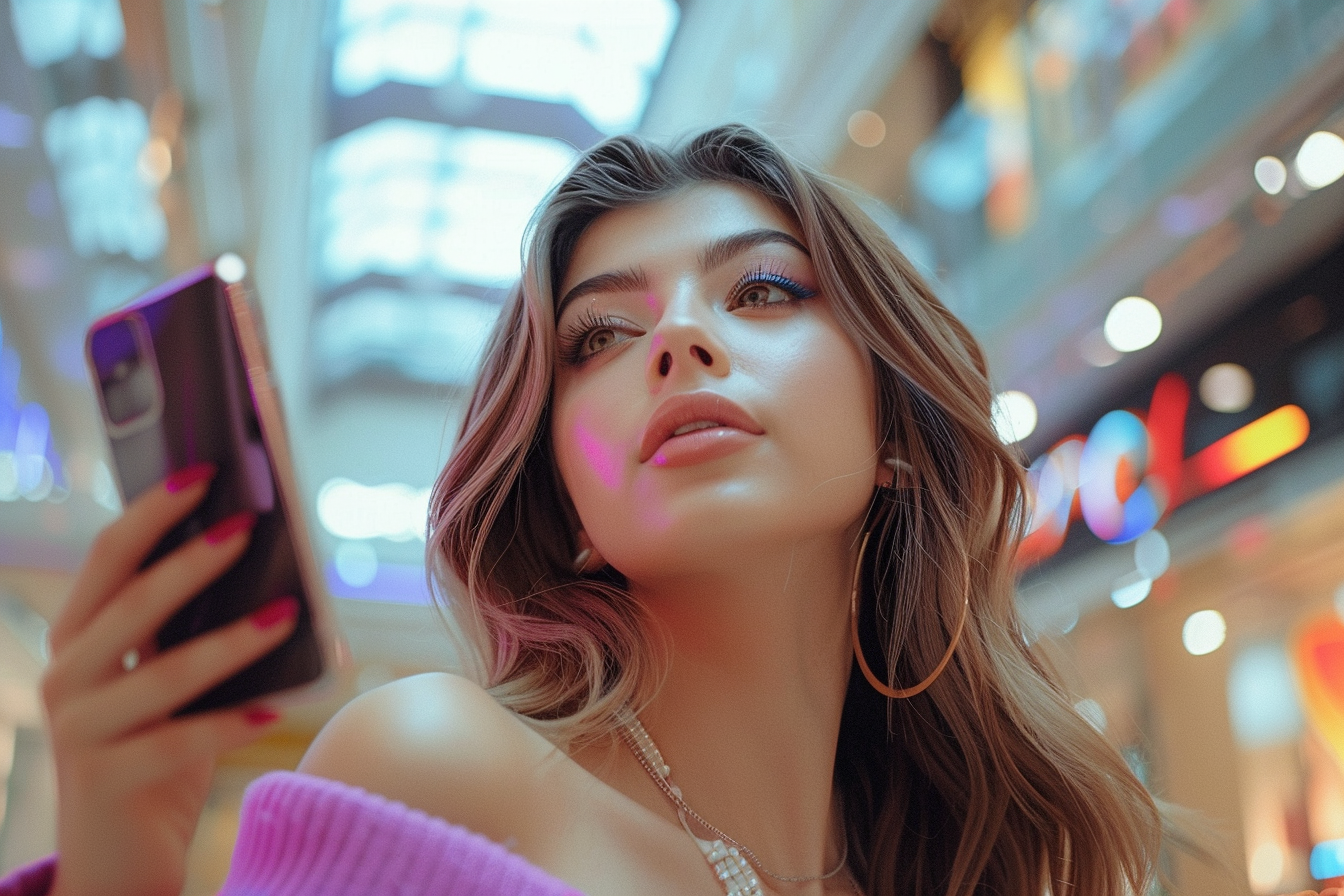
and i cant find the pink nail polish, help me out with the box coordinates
[245,707,279,726]
[251,595,298,630]
[204,512,257,545]
[165,463,216,493]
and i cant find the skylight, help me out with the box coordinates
[9,0,125,69]
[313,288,501,385]
[42,96,167,261]
[316,119,577,287]
[332,0,679,134]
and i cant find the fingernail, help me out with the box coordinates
[251,595,298,630]
[204,512,257,545]
[165,463,217,493]
[245,707,279,726]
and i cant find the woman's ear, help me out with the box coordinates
[572,530,607,574]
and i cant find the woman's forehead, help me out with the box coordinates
[559,183,805,294]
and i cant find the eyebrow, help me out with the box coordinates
[556,228,810,320]
[699,228,810,272]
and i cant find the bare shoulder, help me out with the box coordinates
[298,671,551,845]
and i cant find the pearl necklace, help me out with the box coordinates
[616,708,855,895]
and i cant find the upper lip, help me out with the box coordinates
[638,391,764,463]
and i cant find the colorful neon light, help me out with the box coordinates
[1078,410,1165,543]
[1310,839,1344,881]
[1185,405,1310,495]
[1292,614,1344,777]
[1020,372,1310,565]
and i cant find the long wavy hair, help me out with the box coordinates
[427,124,1163,896]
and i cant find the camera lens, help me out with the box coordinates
[91,316,159,428]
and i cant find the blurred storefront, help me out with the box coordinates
[1018,221,1344,895]
[831,0,1344,892]
[835,0,1344,446]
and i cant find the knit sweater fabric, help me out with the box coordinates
[0,771,583,896]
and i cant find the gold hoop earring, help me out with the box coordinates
[849,525,969,699]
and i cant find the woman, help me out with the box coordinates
[9,126,1328,896]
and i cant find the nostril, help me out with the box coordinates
[691,345,713,365]
[658,352,671,376]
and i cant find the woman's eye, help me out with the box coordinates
[557,313,638,365]
[737,284,782,307]
[729,275,816,310]
[584,327,619,354]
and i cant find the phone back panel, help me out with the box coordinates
[87,267,325,714]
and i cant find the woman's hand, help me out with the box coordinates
[40,465,299,896]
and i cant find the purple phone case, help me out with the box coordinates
[87,265,324,714]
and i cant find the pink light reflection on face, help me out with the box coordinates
[573,419,623,491]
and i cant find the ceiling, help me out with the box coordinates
[2,0,1344,672]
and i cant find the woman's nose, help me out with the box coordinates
[653,343,716,377]
[646,299,729,384]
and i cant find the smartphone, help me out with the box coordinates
[86,261,341,714]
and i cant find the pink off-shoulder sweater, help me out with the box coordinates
[0,771,583,896]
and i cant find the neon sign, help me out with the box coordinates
[1019,373,1310,566]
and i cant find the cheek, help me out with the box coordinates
[569,419,624,490]
[759,327,878,454]
[552,390,631,503]
[793,341,880,515]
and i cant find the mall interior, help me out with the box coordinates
[2,0,1344,893]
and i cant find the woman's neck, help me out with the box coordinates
[622,534,857,887]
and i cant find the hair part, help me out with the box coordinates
[427,124,1163,896]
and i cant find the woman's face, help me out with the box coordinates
[550,183,881,580]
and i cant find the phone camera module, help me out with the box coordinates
[91,316,161,430]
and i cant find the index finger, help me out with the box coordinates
[50,463,217,651]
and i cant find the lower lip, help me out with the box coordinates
[649,428,758,468]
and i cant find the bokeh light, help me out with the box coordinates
[991,390,1037,443]
[1111,572,1151,609]
[1253,155,1287,195]
[1295,131,1344,191]
[1134,529,1170,579]
[1199,362,1254,413]
[1229,644,1303,747]
[1249,841,1286,893]
[847,110,886,148]
[137,137,172,186]
[1183,609,1227,656]
[214,252,247,284]
[316,477,430,541]
[334,540,379,587]
[1290,129,1344,190]
[1103,296,1162,352]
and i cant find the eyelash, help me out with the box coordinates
[556,266,818,366]
[728,265,818,309]
[556,308,630,366]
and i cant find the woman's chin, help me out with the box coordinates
[606,518,856,586]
